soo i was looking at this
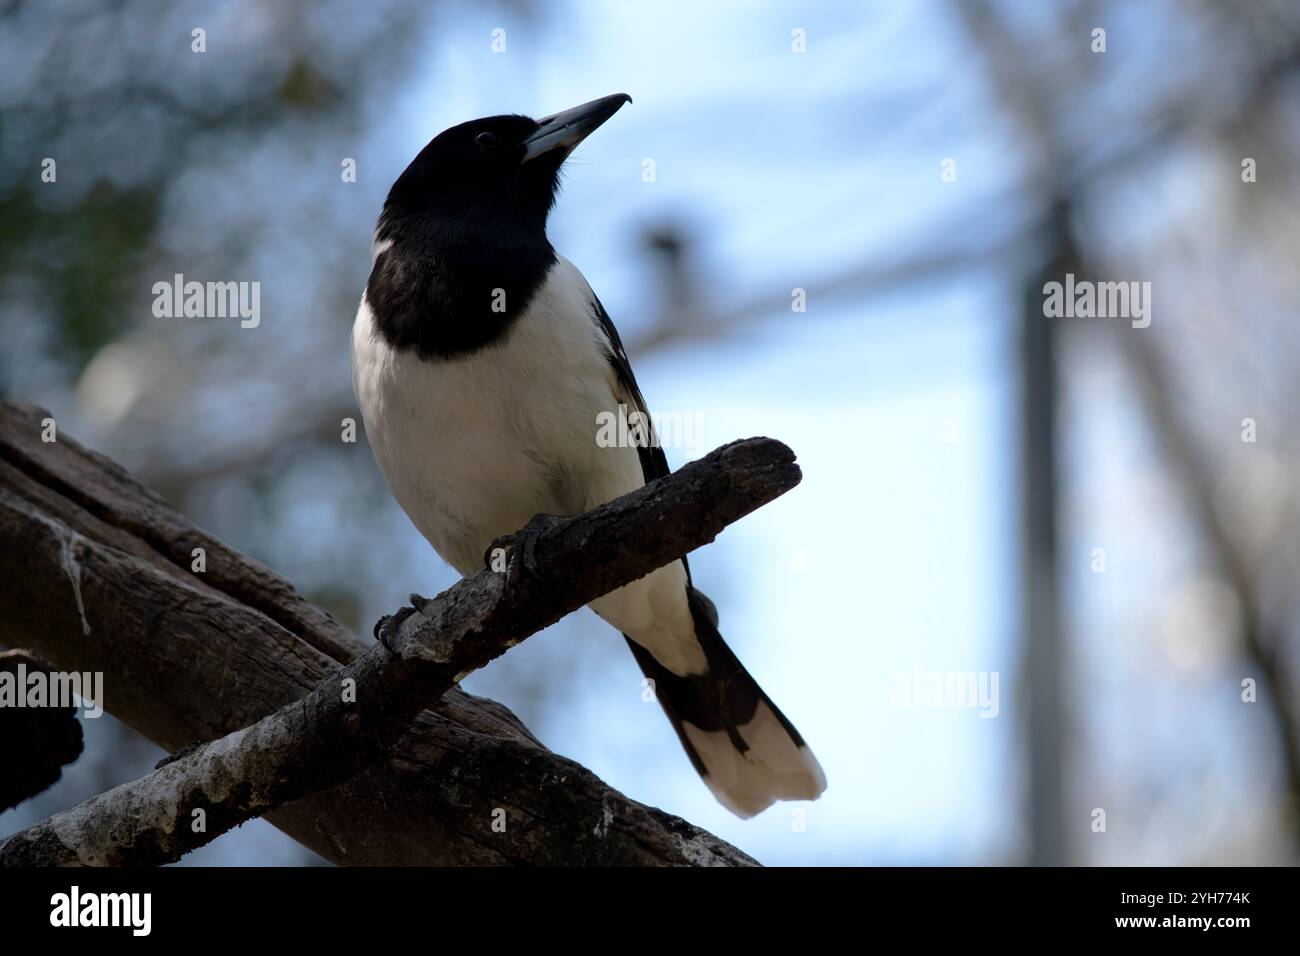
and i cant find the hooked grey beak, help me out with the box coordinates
[522,93,632,162]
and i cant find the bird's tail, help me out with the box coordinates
[623,586,827,818]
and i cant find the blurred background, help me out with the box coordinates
[3,0,1299,866]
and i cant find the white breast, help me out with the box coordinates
[351,254,703,674]
[352,255,640,574]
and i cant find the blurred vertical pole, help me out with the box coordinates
[642,224,699,341]
[643,226,692,315]
[1019,206,1075,866]
[947,0,1074,864]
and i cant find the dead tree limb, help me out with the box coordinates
[0,431,795,866]
[0,402,792,865]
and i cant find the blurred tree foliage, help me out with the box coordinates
[0,0,423,388]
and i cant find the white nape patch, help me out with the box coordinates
[682,701,827,818]
[371,237,393,263]
[351,254,705,675]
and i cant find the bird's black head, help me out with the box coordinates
[380,93,632,238]
[366,94,631,360]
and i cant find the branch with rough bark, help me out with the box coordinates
[0,401,798,866]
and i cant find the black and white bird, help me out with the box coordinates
[351,93,826,817]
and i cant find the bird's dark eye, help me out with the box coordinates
[475,131,497,148]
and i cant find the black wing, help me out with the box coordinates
[589,294,671,486]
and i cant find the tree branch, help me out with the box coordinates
[0,402,793,865]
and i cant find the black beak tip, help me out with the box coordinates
[523,93,634,161]
[597,93,632,118]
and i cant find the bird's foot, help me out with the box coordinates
[483,513,562,593]
[373,592,432,656]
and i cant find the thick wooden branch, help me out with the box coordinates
[0,402,796,865]
[0,650,84,812]
[0,431,797,866]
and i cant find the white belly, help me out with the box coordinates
[351,256,703,674]
[352,261,619,569]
